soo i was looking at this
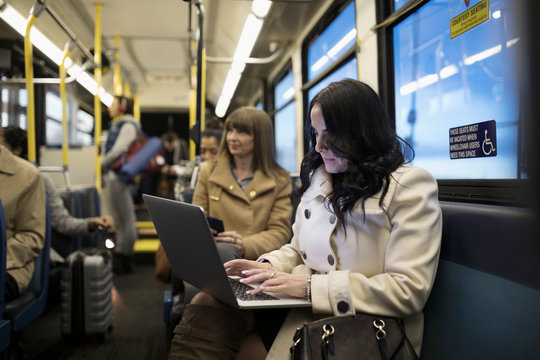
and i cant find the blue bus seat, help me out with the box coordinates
[73,186,101,248]
[0,200,11,352]
[4,203,51,335]
[421,201,540,359]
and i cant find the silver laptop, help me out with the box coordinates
[143,194,311,309]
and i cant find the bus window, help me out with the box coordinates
[76,109,94,146]
[45,91,64,147]
[1,88,8,126]
[307,57,358,105]
[393,0,522,179]
[307,1,356,81]
[394,0,407,12]
[274,70,296,173]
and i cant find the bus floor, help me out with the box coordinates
[14,262,170,360]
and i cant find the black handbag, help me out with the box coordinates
[290,314,419,360]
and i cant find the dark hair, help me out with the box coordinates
[220,106,287,179]
[205,117,224,130]
[115,95,134,115]
[201,128,223,145]
[2,125,28,159]
[161,130,179,143]
[294,79,411,225]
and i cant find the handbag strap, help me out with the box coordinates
[374,318,416,360]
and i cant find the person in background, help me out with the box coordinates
[0,141,46,303]
[0,126,114,242]
[188,128,224,189]
[192,106,292,265]
[155,130,187,199]
[168,80,442,359]
[101,95,138,274]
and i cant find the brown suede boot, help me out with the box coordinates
[168,304,248,360]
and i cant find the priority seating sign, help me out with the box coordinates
[449,120,497,159]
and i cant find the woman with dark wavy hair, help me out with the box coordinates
[169,79,442,360]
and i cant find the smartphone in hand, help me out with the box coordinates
[207,216,224,234]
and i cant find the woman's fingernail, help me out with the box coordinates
[246,290,251,295]
[239,278,245,283]
[241,270,249,275]
[259,286,265,290]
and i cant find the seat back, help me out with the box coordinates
[421,201,540,359]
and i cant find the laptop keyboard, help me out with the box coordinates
[230,278,279,301]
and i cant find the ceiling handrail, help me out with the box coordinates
[206,46,284,64]
[0,58,91,84]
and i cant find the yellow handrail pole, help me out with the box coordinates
[124,83,131,99]
[112,35,123,123]
[201,48,206,132]
[24,15,37,164]
[60,46,71,170]
[189,65,197,160]
[133,94,140,123]
[113,36,123,97]
[94,3,103,192]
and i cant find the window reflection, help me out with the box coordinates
[274,70,297,173]
[307,2,356,81]
[393,0,521,179]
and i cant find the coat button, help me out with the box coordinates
[327,254,334,266]
[337,301,349,313]
[229,185,235,191]
[301,250,307,260]
[304,209,311,219]
[249,190,256,198]
[329,215,336,224]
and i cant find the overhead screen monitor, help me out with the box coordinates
[393,0,522,179]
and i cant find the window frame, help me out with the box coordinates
[270,62,298,173]
[377,0,531,207]
[301,0,357,156]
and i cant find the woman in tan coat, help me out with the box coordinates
[167,106,293,356]
[192,107,292,260]
[169,80,442,360]
[155,107,291,277]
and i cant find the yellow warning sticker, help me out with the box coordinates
[450,0,490,39]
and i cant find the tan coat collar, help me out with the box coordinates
[208,153,277,201]
[0,145,17,175]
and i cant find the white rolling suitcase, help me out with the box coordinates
[61,248,113,339]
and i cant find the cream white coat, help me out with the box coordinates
[262,165,442,358]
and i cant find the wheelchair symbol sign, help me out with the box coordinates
[482,129,496,156]
[449,120,497,159]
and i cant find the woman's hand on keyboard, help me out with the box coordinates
[224,259,271,277]
[226,260,309,299]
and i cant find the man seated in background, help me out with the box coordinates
[0,126,114,254]
[0,137,46,302]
